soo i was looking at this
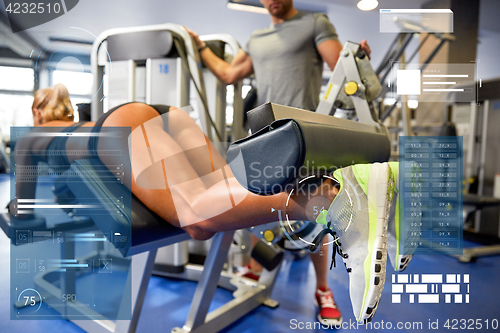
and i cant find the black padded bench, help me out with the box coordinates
[66,158,190,257]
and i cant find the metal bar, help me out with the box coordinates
[216,74,227,144]
[232,80,246,141]
[176,29,212,141]
[177,57,190,108]
[478,100,489,196]
[116,250,158,333]
[375,32,403,75]
[379,33,414,84]
[398,39,412,137]
[419,38,446,73]
[184,231,235,329]
[71,318,116,333]
[184,261,282,333]
[455,245,500,262]
[406,33,431,64]
[341,47,380,127]
[381,101,397,122]
[153,263,238,291]
[48,37,93,45]
[90,38,104,121]
[200,34,240,57]
[146,58,153,105]
[200,34,244,142]
[464,101,477,194]
[316,47,347,115]
[127,60,136,102]
[190,285,267,333]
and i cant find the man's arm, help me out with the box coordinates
[317,39,372,71]
[184,27,253,85]
[316,39,343,71]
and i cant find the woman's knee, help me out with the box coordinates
[183,224,215,240]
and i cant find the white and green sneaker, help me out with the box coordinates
[316,162,396,323]
[387,162,420,272]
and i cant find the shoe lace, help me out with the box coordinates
[318,292,336,309]
[309,222,351,272]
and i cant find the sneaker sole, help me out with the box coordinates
[390,162,413,272]
[358,163,394,323]
[317,314,343,327]
[391,161,419,272]
[398,255,412,271]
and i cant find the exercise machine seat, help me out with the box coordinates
[228,103,390,195]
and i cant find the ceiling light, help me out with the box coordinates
[407,100,419,109]
[357,0,378,11]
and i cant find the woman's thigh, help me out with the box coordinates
[96,102,207,228]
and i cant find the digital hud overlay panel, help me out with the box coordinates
[380,9,453,34]
[10,126,132,320]
[392,63,476,103]
[399,136,463,255]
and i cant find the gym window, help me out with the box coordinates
[0,66,34,91]
[0,66,36,136]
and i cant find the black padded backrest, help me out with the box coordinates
[228,118,390,195]
[66,159,186,256]
[227,119,305,195]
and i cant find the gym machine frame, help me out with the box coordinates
[90,24,281,333]
[1,24,280,333]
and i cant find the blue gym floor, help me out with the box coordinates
[1,232,500,332]
[1,171,500,332]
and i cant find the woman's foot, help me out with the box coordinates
[316,162,396,323]
[387,162,419,272]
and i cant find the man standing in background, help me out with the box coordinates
[186,0,371,326]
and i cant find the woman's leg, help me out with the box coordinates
[160,106,231,188]
[97,103,334,239]
[96,103,208,230]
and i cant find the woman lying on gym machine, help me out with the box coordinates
[11,83,399,323]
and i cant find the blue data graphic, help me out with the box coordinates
[10,126,132,320]
[399,137,463,255]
